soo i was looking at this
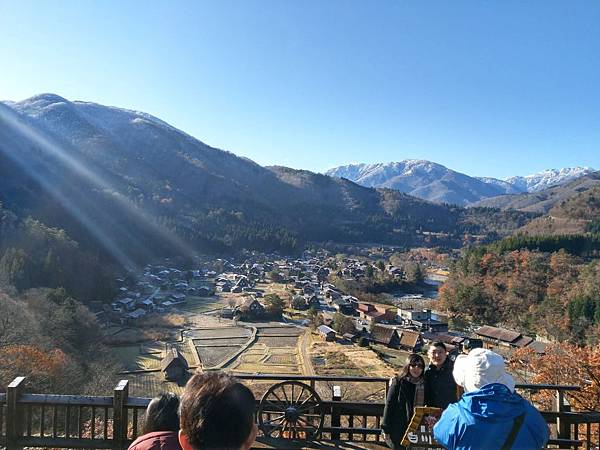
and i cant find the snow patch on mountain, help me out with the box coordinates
[504,167,596,192]
[327,161,596,205]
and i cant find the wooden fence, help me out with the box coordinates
[0,375,599,450]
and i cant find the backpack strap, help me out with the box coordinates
[500,413,526,450]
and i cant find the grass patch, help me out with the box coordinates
[112,345,161,371]
[178,297,224,314]
[370,344,413,369]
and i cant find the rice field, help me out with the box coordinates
[126,372,187,397]
[255,336,299,347]
[187,327,251,339]
[256,327,304,336]
[196,345,243,368]
[193,337,250,346]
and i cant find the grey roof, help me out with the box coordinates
[475,325,521,343]
[317,325,336,335]
[161,348,189,371]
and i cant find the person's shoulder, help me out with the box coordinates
[128,431,179,450]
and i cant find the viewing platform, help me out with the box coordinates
[1,374,598,450]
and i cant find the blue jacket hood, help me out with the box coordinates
[433,383,550,450]
[460,383,525,422]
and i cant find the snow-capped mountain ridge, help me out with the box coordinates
[504,167,595,192]
[326,161,596,206]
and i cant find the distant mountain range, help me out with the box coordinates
[326,161,595,206]
[473,172,600,213]
[0,94,537,270]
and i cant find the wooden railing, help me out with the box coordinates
[1,375,599,450]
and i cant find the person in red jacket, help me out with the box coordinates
[128,393,182,450]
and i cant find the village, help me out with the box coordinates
[98,248,549,400]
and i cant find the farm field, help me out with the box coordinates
[177,296,224,314]
[256,327,304,336]
[186,327,251,339]
[127,371,188,397]
[370,344,413,369]
[197,345,243,368]
[230,343,302,374]
[111,283,311,397]
[309,339,395,401]
[193,337,249,346]
[112,345,161,371]
[255,336,298,347]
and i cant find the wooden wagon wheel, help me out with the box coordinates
[258,381,324,440]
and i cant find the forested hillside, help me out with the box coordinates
[440,243,600,345]
[0,94,536,299]
[0,287,118,393]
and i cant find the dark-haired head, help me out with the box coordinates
[428,341,448,368]
[179,372,257,450]
[143,393,180,433]
[399,353,426,380]
[431,341,447,351]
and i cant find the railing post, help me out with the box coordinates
[555,389,569,440]
[113,380,129,450]
[6,376,25,450]
[331,385,342,440]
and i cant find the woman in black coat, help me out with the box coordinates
[381,353,426,450]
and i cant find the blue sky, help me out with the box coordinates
[1,1,599,179]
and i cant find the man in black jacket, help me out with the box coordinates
[424,342,459,410]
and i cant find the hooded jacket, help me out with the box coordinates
[128,431,182,450]
[433,383,549,450]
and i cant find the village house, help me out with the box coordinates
[169,292,187,303]
[398,329,423,352]
[216,280,232,292]
[475,325,533,349]
[174,282,188,292]
[305,294,320,309]
[398,308,448,332]
[332,298,354,315]
[397,308,431,323]
[125,308,146,323]
[161,348,189,381]
[323,287,342,300]
[421,331,466,354]
[236,297,265,319]
[317,325,336,342]
[358,303,397,324]
[112,297,136,312]
[370,324,400,348]
[219,307,235,319]
[196,285,214,296]
[137,298,155,311]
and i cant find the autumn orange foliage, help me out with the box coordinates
[0,344,68,391]
[510,343,600,448]
[510,343,600,411]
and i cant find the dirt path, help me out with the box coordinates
[299,329,315,376]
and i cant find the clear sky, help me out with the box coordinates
[1,1,599,179]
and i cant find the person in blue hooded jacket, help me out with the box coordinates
[433,348,549,450]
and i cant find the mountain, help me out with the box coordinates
[504,167,596,192]
[0,94,535,275]
[326,160,520,206]
[473,172,600,214]
[326,161,595,206]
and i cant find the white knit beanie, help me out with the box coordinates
[453,348,515,393]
